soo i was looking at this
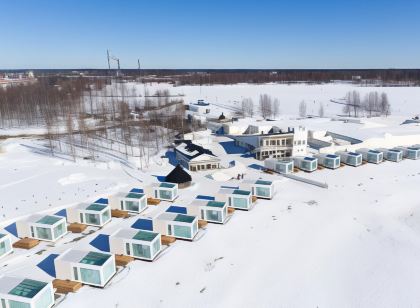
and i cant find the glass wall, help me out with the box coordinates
[53,222,65,239]
[125,200,139,212]
[36,227,52,240]
[8,300,30,308]
[152,240,161,256]
[132,243,151,259]
[0,240,8,256]
[101,210,110,223]
[174,225,192,239]
[232,197,248,209]
[85,213,100,225]
[255,186,270,198]
[102,261,115,283]
[206,209,222,222]
[80,267,101,285]
[159,190,172,200]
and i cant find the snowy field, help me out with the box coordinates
[1,82,420,307]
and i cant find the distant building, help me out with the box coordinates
[188,99,210,114]
[230,126,308,160]
[175,141,220,171]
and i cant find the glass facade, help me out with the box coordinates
[0,239,10,256]
[206,209,222,222]
[159,190,172,200]
[102,261,115,284]
[36,227,52,240]
[125,200,139,212]
[53,223,65,239]
[173,225,192,239]
[132,243,151,259]
[255,186,270,198]
[85,213,100,225]
[8,301,30,308]
[152,240,161,256]
[232,197,248,209]
[80,267,101,285]
[102,210,110,223]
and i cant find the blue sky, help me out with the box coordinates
[1,0,420,69]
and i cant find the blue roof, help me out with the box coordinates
[89,234,110,252]
[130,188,144,194]
[166,206,188,214]
[221,185,239,189]
[37,254,59,278]
[326,154,339,159]
[304,157,316,161]
[369,150,381,154]
[5,222,18,237]
[54,209,67,218]
[94,198,109,205]
[348,152,361,156]
[196,195,215,201]
[131,218,153,231]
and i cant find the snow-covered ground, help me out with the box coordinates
[1,82,420,307]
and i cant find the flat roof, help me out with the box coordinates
[125,192,145,199]
[389,149,402,153]
[9,279,48,299]
[80,251,111,266]
[326,154,339,159]
[36,215,63,225]
[368,150,381,154]
[348,152,361,156]
[86,203,108,212]
[130,188,144,194]
[133,230,159,242]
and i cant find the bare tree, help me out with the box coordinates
[259,94,272,119]
[299,100,307,118]
[272,98,280,118]
[318,102,325,117]
[380,92,391,116]
[241,98,254,117]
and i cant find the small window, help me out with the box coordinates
[168,224,172,235]
[73,267,79,280]
[126,243,131,255]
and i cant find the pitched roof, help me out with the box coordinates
[165,164,192,184]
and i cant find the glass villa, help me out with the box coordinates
[109,228,162,261]
[356,148,384,164]
[336,151,362,167]
[0,276,54,308]
[377,148,403,162]
[243,179,274,199]
[110,189,147,213]
[15,214,67,242]
[217,187,254,210]
[153,212,198,240]
[67,201,111,227]
[0,234,12,259]
[394,146,420,160]
[314,153,341,169]
[187,199,228,224]
[151,182,179,201]
[54,249,116,287]
[293,156,318,172]
[264,158,294,174]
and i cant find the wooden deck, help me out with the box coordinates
[147,198,161,205]
[111,209,129,219]
[115,254,134,266]
[227,207,235,214]
[12,238,39,249]
[198,220,208,229]
[293,167,300,173]
[317,165,325,170]
[67,223,87,233]
[252,196,258,203]
[53,279,82,294]
[161,235,176,245]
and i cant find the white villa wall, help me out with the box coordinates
[109,236,125,255]
[15,221,30,238]
[54,258,73,281]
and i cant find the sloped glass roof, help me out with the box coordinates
[37,215,62,225]
[206,201,226,208]
[255,180,272,186]
[233,189,251,196]
[174,214,195,223]
[86,203,107,211]
[80,251,111,266]
[133,230,158,242]
[9,279,48,298]
[126,193,145,199]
